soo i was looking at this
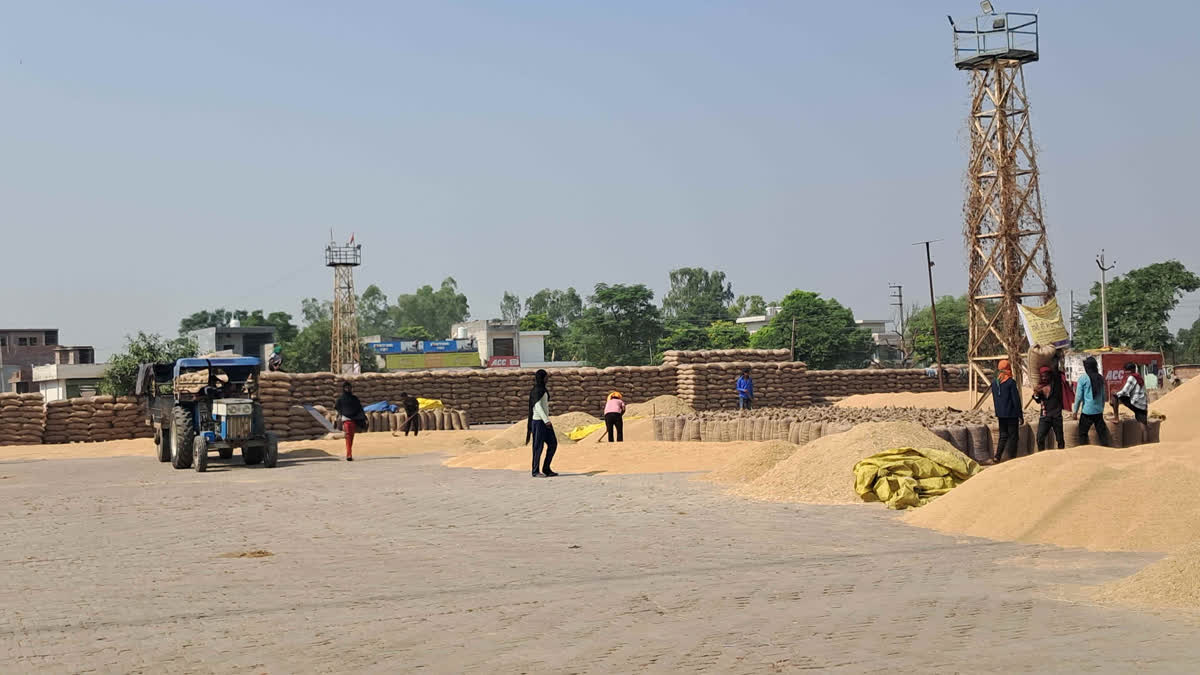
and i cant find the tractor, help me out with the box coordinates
[137,357,278,472]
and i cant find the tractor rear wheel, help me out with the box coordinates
[263,432,279,468]
[155,428,171,463]
[193,436,208,472]
[170,407,194,469]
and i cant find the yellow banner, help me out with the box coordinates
[1017,298,1070,347]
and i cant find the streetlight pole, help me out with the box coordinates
[915,240,946,390]
[1096,250,1116,348]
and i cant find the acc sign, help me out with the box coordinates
[488,356,520,368]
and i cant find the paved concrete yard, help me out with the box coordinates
[2,451,1199,673]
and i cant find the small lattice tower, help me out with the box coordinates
[325,237,362,375]
[951,5,1055,396]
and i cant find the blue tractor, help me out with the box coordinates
[137,357,278,472]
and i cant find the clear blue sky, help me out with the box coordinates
[3,1,1197,358]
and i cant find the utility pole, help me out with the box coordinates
[889,283,906,359]
[1097,250,1117,348]
[790,317,797,362]
[1069,289,1075,344]
[915,240,946,390]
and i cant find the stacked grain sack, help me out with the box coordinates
[0,393,44,446]
[678,362,810,411]
[662,349,791,366]
[258,372,293,437]
[108,396,151,440]
[42,399,73,444]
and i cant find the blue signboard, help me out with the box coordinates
[369,339,476,355]
[423,340,455,353]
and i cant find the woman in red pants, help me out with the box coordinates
[334,381,365,461]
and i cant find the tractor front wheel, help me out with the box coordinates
[170,408,194,470]
[263,432,279,468]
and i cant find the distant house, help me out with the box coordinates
[856,319,904,363]
[187,324,276,360]
[450,320,583,369]
[734,307,781,335]
[1,328,59,393]
[32,346,106,401]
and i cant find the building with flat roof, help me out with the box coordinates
[450,320,583,369]
[1,328,60,393]
[32,346,105,401]
[187,325,276,359]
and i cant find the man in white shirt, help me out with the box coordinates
[1112,362,1148,424]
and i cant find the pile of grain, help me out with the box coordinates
[836,390,989,410]
[484,411,601,450]
[903,441,1200,552]
[1152,376,1200,442]
[0,393,44,446]
[732,421,958,505]
[1095,543,1200,609]
[701,440,798,484]
[446,439,749,475]
[575,417,656,444]
[42,396,151,444]
[625,395,694,417]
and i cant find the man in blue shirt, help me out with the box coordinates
[736,368,754,410]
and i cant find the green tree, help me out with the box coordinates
[567,284,663,367]
[657,324,711,353]
[731,295,768,318]
[748,290,872,368]
[358,285,393,337]
[179,308,297,344]
[524,288,584,329]
[520,313,569,361]
[707,320,751,349]
[662,267,734,323]
[100,332,198,396]
[395,325,433,341]
[179,309,234,333]
[300,297,332,324]
[1074,261,1200,350]
[282,320,378,374]
[500,291,523,324]
[390,277,470,339]
[905,295,969,365]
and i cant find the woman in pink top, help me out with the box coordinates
[603,391,626,442]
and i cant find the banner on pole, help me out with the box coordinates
[1017,298,1071,348]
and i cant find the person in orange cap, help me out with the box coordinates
[990,359,1022,463]
[603,391,626,443]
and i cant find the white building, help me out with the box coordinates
[187,325,276,358]
[856,319,904,362]
[450,320,584,369]
[32,346,106,401]
[734,307,781,334]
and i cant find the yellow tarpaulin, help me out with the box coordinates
[1017,298,1070,348]
[417,398,444,411]
[567,416,643,441]
[853,446,981,510]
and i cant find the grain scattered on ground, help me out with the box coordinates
[835,389,1031,410]
[445,440,751,475]
[904,441,1200,552]
[625,395,695,417]
[732,422,957,505]
[483,412,600,450]
[219,549,274,558]
[575,418,655,444]
[700,440,799,484]
[1095,543,1200,609]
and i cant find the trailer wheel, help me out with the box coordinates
[170,407,194,469]
[263,432,279,468]
[193,436,208,473]
[243,444,264,465]
[218,448,234,460]
[155,428,171,463]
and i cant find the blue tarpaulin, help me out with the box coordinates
[363,401,398,413]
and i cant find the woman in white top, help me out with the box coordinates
[1111,362,1149,424]
[526,369,558,477]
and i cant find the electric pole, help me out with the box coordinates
[889,283,906,362]
[1069,289,1075,344]
[915,240,945,390]
[1097,250,1116,348]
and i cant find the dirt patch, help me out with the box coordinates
[904,441,1200,552]
[732,422,958,505]
[700,441,798,484]
[218,549,274,559]
[446,439,754,475]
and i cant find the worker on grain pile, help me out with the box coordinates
[1032,366,1065,451]
[603,391,626,443]
[736,368,754,410]
[267,345,283,372]
[1072,356,1111,446]
[399,391,420,436]
[1112,362,1149,425]
[334,381,366,461]
[526,369,557,477]
[989,359,1022,464]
